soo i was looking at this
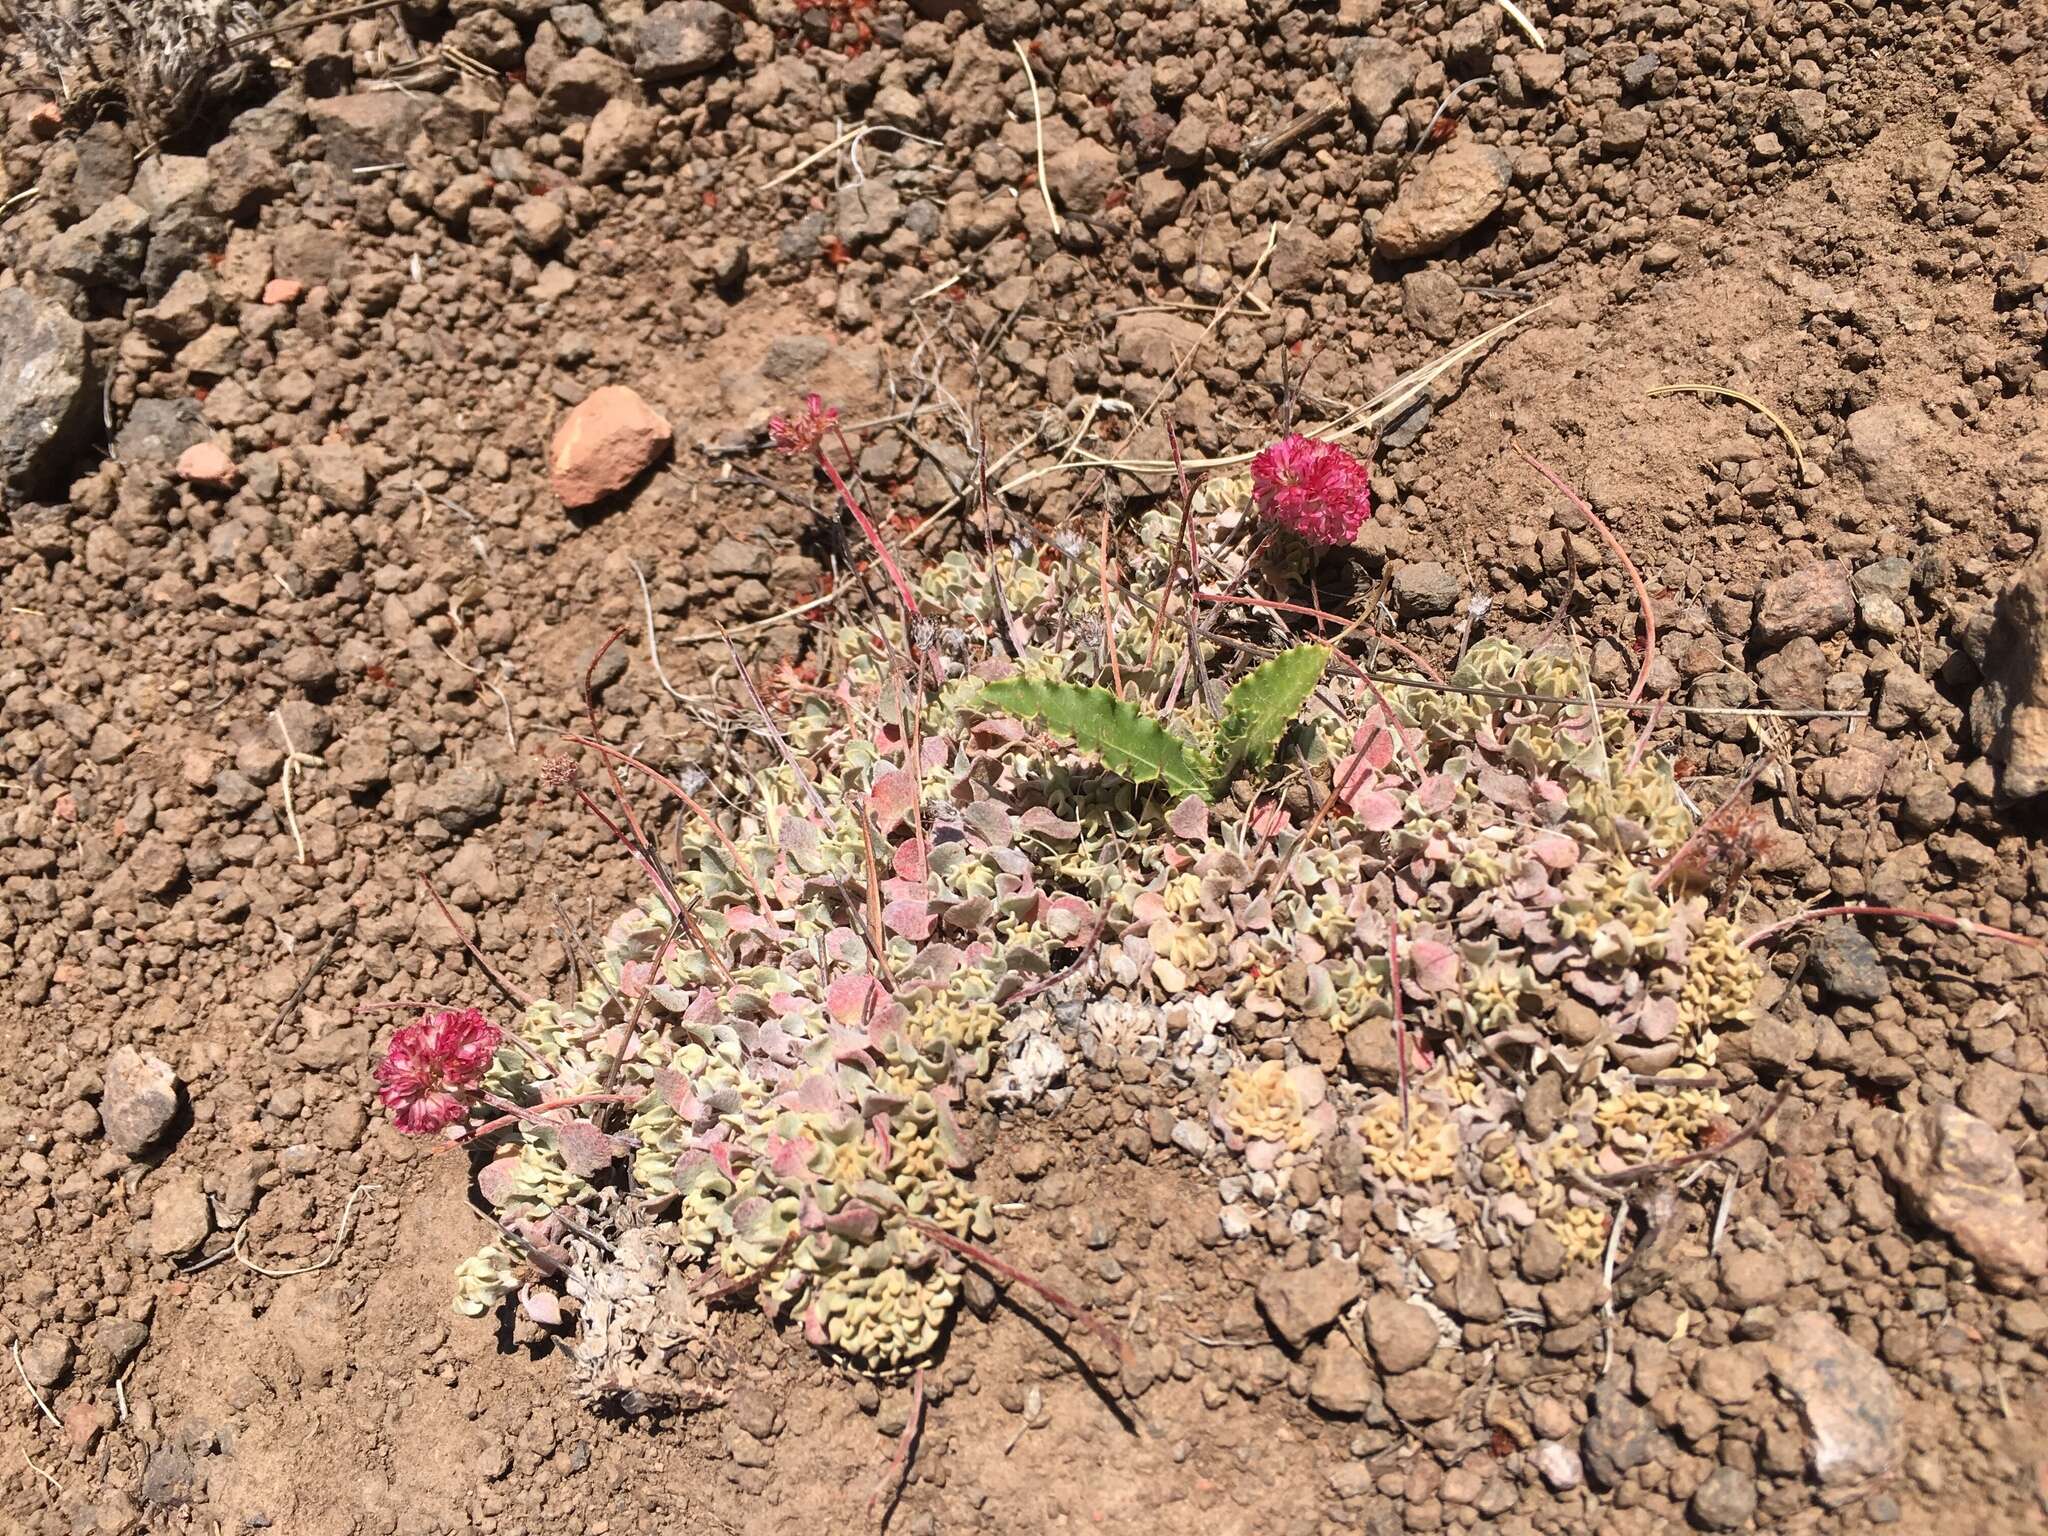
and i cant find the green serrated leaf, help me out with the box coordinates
[981,678,1216,800]
[1216,644,1331,774]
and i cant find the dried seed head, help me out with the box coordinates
[541,755,583,789]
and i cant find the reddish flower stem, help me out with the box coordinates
[814,439,919,625]
[1741,904,2048,955]
[902,1217,1131,1366]
[1389,924,1411,1144]
[422,878,533,1009]
[1510,442,1656,708]
[557,732,769,910]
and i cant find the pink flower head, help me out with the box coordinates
[374,1007,503,1136]
[1248,434,1373,547]
[767,393,838,457]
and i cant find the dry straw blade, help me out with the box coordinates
[1646,382,1808,478]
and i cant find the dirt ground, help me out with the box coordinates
[3,0,2047,1532]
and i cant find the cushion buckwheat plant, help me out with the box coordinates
[379,438,1766,1410]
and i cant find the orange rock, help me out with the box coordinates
[262,277,305,305]
[175,441,240,489]
[549,385,671,508]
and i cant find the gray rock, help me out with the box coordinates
[833,181,903,249]
[416,764,506,833]
[1364,1294,1437,1373]
[1448,1244,1505,1322]
[1046,137,1121,217]
[1581,1378,1666,1487]
[1381,1366,1460,1423]
[131,154,213,218]
[1839,403,1934,507]
[1807,920,1890,1004]
[1691,1466,1759,1529]
[0,289,94,497]
[207,102,303,213]
[148,1175,212,1258]
[1348,41,1418,128]
[1373,140,1512,259]
[582,96,658,182]
[633,1,737,81]
[1169,1119,1212,1157]
[92,1316,150,1373]
[140,1447,198,1507]
[1256,1257,1361,1349]
[303,444,372,510]
[40,193,152,288]
[1882,1103,2048,1284]
[1754,562,1855,644]
[1394,560,1462,618]
[114,397,210,463]
[18,1331,73,1389]
[101,1045,183,1156]
[308,91,426,173]
[1973,558,2048,799]
[1766,1312,1904,1493]
[1401,269,1465,341]
[1307,1338,1378,1414]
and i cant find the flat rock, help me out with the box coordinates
[1256,1257,1361,1349]
[0,288,93,497]
[114,396,210,463]
[1754,561,1855,644]
[1882,1103,2048,1284]
[1046,137,1121,217]
[308,92,424,175]
[1365,1294,1437,1373]
[633,1,737,81]
[1373,140,1512,260]
[1348,41,1419,127]
[550,385,672,508]
[148,1175,212,1258]
[1839,402,1934,508]
[39,193,150,288]
[1807,920,1890,1004]
[1307,1338,1378,1415]
[1582,1377,1666,1487]
[101,1046,183,1156]
[1381,1366,1460,1423]
[415,763,507,834]
[1974,558,2048,799]
[1766,1311,1904,1498]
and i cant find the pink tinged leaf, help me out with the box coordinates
[919,735,950,772]
[824,926,868,965]
[1406,939,1460,993]
[520,1285,563,1327]
[1130,890,1169,924]
[968,717,1028,747]
[655,1068,700,1117]
[882,876,929,906]
[961,799,1013,849]
[1527,832,1580,869]
[726,907,769,934]
[477,1155,522,1207]
[802,1305,829,1346]
[1351,788,1404,832]
[1166,795,1209,841]
[893,837,929,882]
[1477,766,1532,811]
[1017,806,1083,840]
[1636,996,1680,1044]
[868,769,920,833]
[826,972,889,1025]
[1416,774,1457,814]
[883,898,934,940]
[1250,801,1291,837]
[1045,894,1094,941]
[556,1120,620,1178]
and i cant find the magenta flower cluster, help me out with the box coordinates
[1249,433,1373,547]
[374,1007,503,1135]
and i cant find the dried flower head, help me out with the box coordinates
[540,755,583,789]
[1249,433,1373,547]
[375,1007,503,1135]
[767,393,838,458]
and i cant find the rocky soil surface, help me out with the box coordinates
[2,0,2046,1532]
